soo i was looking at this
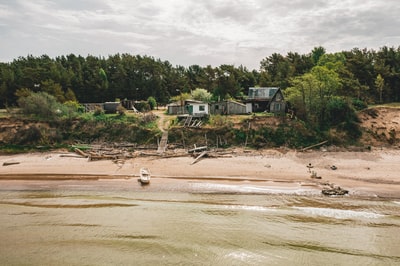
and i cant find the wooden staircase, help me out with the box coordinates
[183,116,192,127]
[157,131,168,153]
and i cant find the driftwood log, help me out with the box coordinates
[191,151,208,165]
[302,140,328,152]
[3,161,20,166]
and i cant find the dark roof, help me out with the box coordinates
[248,87,280,100]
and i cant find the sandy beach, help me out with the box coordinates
[1,148,400,199]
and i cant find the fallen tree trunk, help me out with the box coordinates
[59,154,86,158]
[74,148,88,157]
[191,151,208,165]
[188,145,207,153]
[3,161,20,166]
[302,140,328,152]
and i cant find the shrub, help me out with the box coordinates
[63,101,82,118]
[325,97,359,127]
[208,115,233,127]
[147,96,157,110]
[135,101,151,112]
[17,91,63,120]
[352,98,368,111]
[116,105,127,116]
[93,106,104,116]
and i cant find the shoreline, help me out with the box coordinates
[1,148,400,199]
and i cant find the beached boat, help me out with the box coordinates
[139,167,151,184]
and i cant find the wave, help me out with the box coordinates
[293,207,385,219]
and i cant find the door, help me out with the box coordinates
[186,105,193,115]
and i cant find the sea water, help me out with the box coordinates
[0,179,399,265]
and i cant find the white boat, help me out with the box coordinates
[139,167,151,184]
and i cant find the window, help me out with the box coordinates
[199,105,205,111]
[269,88,277,97]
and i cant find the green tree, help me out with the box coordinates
[147,96,157,110]
[15,88,33,98]
[191,88,212,102]
[41,79,65,103]
[375,74,385,103]
[311,46,326,64]
[286,65,341,129]
[64,88,77,102]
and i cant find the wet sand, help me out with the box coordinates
[1,148,400,198]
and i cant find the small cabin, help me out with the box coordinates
[167,100,209,117]
[185,100,209,117]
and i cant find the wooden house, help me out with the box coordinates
[210,100,247,115]
[167,100,209,117]
[245,87,286,113]
[185,100,209,117]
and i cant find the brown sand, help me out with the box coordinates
[1,148,400,198]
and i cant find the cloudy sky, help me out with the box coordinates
[1,0,399,70]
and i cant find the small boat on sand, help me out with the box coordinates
[139,167,151,184]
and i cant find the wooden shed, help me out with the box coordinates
[210,100,247,115]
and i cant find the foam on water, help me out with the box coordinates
[293,207,385,219]
[191,182,319,195]
[224,204,276,212]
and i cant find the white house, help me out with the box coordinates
[185,100,209,117]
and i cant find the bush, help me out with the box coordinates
[135,101,151,112]
[116,105,127,116]
[325,97,358,127]
[352,98,368,111]
[63,101,82,118]
[93,106,105,116]
[147,96,157,110]
[17,91,63,120]
[208,115,233,127]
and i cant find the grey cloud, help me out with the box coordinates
[45,0,112,12]
[0,0,399,69]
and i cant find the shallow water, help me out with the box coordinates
[0,179,399,265]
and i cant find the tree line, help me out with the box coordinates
[1,46,400,111]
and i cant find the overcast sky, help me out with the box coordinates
[1,0,399,70]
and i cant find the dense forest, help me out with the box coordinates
[1,46,400,119]
[1,46,400,149]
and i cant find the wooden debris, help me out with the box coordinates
[191,151,208,165]
[74,148,88,157]
[321,181,348,196]
[310,171,321,179]
[188,145,207,153]
[322,187,348,196]
[3,161,20,166]
[70,143,136,161]
[59,154,86,158]
[302,140,328,152]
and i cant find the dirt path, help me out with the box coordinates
[153,109,171,132]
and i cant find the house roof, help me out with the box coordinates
[211,100,246,107]
[184,99,207,104]
[248,87,280,100]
